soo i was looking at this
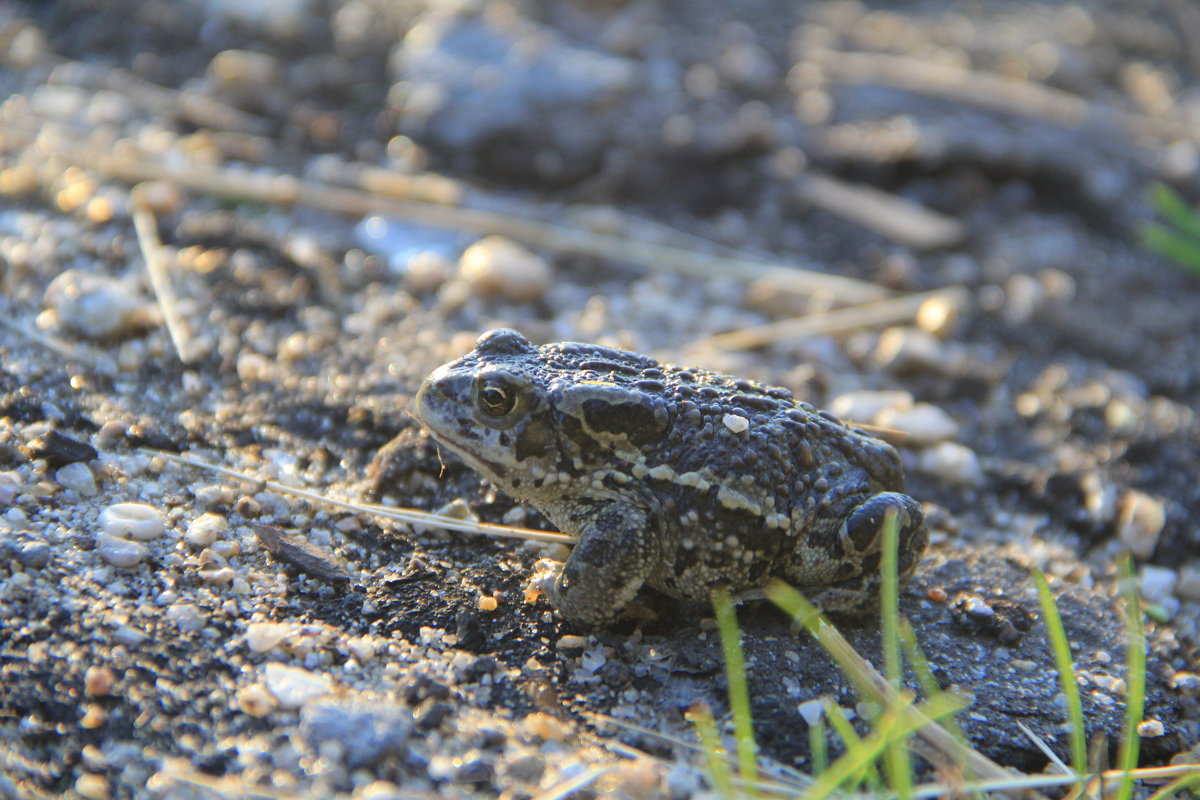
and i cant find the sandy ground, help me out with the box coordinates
[1,1,1199,798]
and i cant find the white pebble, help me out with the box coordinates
[209,49,281,90]
[246,622,293,653]
[1136,719,1165,738]
[99,503,165,541]
[874,403,960,446]
[1139,566,1178,606]
[828,390,913,425]
[722,413,749,433]
[113,624,149,646]
[44,269,148,340]
[263,663,332,709]
[797,699,824,727]
[95,532,148,568]
[166,603,206,632]
[0,479,20,506]
[457,235,551,302]
[186,512,228,548]
[347,636,377,663]
[917,442,984,486]
[875,327,965,374]
[1116,490,1165,559]
[56,462,97,496]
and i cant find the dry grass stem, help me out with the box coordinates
[130,193,195,364]
[144,448,574,545]
[793,172,964,250]
[46,58,272,135]
[0,307,105,365]
[693,286,968,352]
[815,50,1195,145]
[13,127,892,305]
[529,766,614,800]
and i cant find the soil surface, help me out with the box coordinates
[1,1,1199,798]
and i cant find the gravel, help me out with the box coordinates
[1,2,1198,798]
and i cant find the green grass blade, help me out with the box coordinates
[711,588,760,799]
[1140,223,1200,275]
[880,509,913,800]
[1116,556,1146,800]
[687,702,736,799]
[1032,570,1088,778]
[900,619,983,798]
[808,708,828,776]
[1150,182,1200,241]
[805,693,964,800]
[823,698,880,792]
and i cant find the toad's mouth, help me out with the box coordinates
[415,375,513,485]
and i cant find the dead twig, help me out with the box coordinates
[793,171,964,250]
[130,191,195,364]
[814,49,1196,145]
[691,286,968,352]
[24,131,890,305]
[144,448,574,545]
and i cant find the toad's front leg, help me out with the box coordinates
[544,500,662,628]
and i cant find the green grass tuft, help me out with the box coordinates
[1141,182,1200,277]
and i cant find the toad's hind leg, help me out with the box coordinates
[789,492,928,616]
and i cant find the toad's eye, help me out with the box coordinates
[477,381,517,418]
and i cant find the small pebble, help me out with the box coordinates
[16,541,51,568]
[828,390,913,424]
[237,683,278,717]
[1116,490,1166,559]
[557,634,588,652]
[112,624,148,647]
[797,698,823,726]
[457,236,551,302]
[875,327,966,375]
[94,532,148,568]
[264,663,332,709]
[56,462,98,496]
[874,403,960,446]
[209,49,281,90]
[1139,565,1178,606]
[186,512,228,548]
[300,696,412,768]
[1137,719,1165,737]
[346,636,377,663]
[43,269,148,340]
[166,603,206,632]
[505,753,545,782]
[85,665,117,697]
[522,712,569,741]
[199,566,236,585]
[246,622,293,653]
[99,503,165,541]
[0,471,21,505]
[28,429,97,467]
[1174,566,1200,602]
[917,441,984,486]
[74,773,109,800]
[405,251,454,292]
